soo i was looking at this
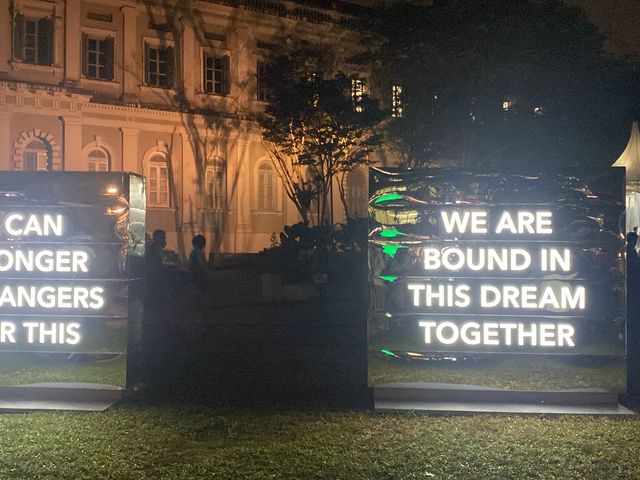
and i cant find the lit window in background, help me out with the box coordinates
[352,78,367,113]
[392,84,403,118]
[502,99,512,111]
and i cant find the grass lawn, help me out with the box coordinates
[1,404,640,480]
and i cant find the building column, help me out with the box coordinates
[231,21,251,112]
[229,136,252,251]
[0,0,10,73]
[0,112,12,170]
[181,22,196,104]
[181,132,197,229]
[120,127,139,173]
[61,116,83,171]
[64,0,81,84]
[120,5,139,101]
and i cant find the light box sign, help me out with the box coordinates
[0,173,145,390]
[368,168,626,393]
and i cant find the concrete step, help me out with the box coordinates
[374,383,632,415]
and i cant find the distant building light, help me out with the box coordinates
[392,84,403,118]
[502,99,512,111]
[352,78,367,113]
[533,106,544,115]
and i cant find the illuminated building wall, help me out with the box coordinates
[0,0,371,255]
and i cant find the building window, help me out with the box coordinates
[83,34,114,80]
[145,44,174,88]
[352,78,367,113]
[205,163,226,210]
[87,148,110,171]
[392,84,403,118]
[257,61,268,101]
[257,162,276,211]
[13,14,55,65]
[347,170,367,218]
[147,153,170,206]
[203,54,230,95]
[23,139,51,171]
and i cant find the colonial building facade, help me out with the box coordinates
[0,0,371,257]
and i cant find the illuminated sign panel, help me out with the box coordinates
[368,168,626,393]
[0,173,145,389]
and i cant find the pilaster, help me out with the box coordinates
[64,0,82,84]
[120,5,139,101]
[0,112,12,170]
[61,116,83,171]
[120,127,139,173]
[0,0,10,73]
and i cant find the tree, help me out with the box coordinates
[369,0,640,170]
[258,45,384,226]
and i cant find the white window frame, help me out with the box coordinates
[204,160,226,211]
[145,152,171,207]
[86,147,110,171]
[23,139,51,171]
[254,160,282,213]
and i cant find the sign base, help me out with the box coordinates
[0,383,124,412]
[374,383,633,415]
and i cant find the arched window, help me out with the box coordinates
[257,162,276,211]
[205,159,226,210]
[23,139,51,171]
[347,169,367,218]
[86,148,110,171]
[146,153,170,207]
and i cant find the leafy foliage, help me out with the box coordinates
[370,0,640,169]
[258,44,384,225]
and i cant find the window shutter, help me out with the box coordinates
[81,32,88,76]
[144,43,150,84]
[13,13,24,61]
[104,37,114,80]
[166,46,175,88]
[222,55,230,96]
[37,17,54,65]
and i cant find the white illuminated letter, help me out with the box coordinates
[408,284,425,306]
[44,214,63,236]
[436,322,459,345]
[483,322,500,345]
[471,211,488,233]
[495,212,517,234]
[510,249,531,271]
[440,211,469,233]
[66,323,81,345]
[442,248,465,270]
[22,322,38,343]
[454,284,471,308]
[0,322,16,343]
[4,214,24,235]
[549,248,571,272]
[558,324,575,347]
[88,287,105,309]
[561,286,585,310]
[518,323,537,346]
[0,251,13,271]
[518,211,536,234]
[423,248,441,270]
[499,323,518,345]
[418,321,437,343]
[460,322,481,345]
[539,323,557,346]
[480,285,500,308]
[537,211,553,234]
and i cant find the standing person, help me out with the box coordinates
[146,229,168,305]
[627,232,640,394]
[189,234,210,293]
